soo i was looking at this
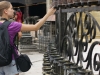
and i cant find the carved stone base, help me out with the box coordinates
[20,36,32,45]
[19,44,37,49]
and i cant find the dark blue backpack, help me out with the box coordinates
[0,20,13,66]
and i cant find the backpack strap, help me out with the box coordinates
[0,20,11,44]
[0,20,11,28]
[13,33,19,49]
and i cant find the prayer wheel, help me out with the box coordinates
[67,0,74,7]
[80,0,87,6]
[51,0,58,8]
[73,0,80,3]
[58,0,62,6]
[88,0,98,6]
[73,0,81,7]
[62,0,67,5]
[61,0,67,8]
[51,0,67,9]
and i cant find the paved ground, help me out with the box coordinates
[19,52,43,75]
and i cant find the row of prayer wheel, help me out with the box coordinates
[51,0,99,7]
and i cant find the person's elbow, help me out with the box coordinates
[33,25,40,31]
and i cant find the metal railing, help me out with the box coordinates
[42,1,100,75]
[38,22,52,52]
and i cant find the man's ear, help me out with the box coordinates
[3,9,8,14]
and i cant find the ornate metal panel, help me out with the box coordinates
[42,0,100,75]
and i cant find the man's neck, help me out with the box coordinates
[1,15,9,20]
